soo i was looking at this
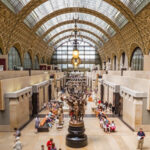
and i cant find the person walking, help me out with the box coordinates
[13,137,22,150]
[137,128,145,150]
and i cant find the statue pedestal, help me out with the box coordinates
[66,121,88,148]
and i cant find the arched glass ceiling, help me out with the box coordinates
[35,13,116,37]
[1,0,30,13]
[56,40,95,48]
[43,24,109,43]
[120,0,150,14]
[54,37,96,48]
[51,31,103,47]
[2,0,149,16]
[23,0,127,29]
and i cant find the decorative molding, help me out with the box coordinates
[120,86,147,98]
[5,87,32,98]
[32,80,49,93]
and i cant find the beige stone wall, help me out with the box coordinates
[103,84,108,102]
[9,95,30,130]
[108,87,113,104]
[144,55,150,71]
[0,73,49,110]
[122,95,143,131]
[0,71,47,80]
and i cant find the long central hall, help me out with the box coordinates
[0,0,150,150]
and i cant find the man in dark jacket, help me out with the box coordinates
[137,128,145,150]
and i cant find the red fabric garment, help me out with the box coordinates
[47,141,52,150]
[98,100,101,104]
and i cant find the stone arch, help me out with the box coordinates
[130,47,144,70]
[23,51,32,69]
[111,52,119,70]
[33,53,40,70]
[8,42,23,65]
[118,50,128,69]
[8,42,23,64]
[8,46,22,70]
[129,43,143,66]
[41,56,45,64]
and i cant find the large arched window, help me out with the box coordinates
[24,52,32,69]
[47,59,50,64]
[8,47,21,70]
[41,57,44,64]
[120,52,128,69]
[51,41,101,71]
[131,47,143,70]
[34,55,39,70]
[114,55,117,70]
[0,48,3,55]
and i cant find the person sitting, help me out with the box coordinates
[106,121,111,133]
[110,121,116,132]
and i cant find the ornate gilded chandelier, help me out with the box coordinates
[71,19,81,68]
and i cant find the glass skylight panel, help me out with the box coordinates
[43,32,52,42]
[53,31,101,47]
[120,0,150,14]
[43,23,108,43]
[35,13,115,38]
[80,32,100,44]
[54,32,72,43]
[1,0,30,13]
[56,38,95,48]
[77,24,109,42]
[24,0,127,28]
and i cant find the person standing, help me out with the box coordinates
[47,138,53,150]
[14,128,21,138]
[137,128,145,150]
[41,145,45,150]
[35,117,40,133]
[13,137,22,150]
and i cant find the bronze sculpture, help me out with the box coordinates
[65,75,88,148]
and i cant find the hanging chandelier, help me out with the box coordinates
[71,57,81,68]
[71,18,81,67]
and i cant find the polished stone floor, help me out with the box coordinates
[0,102,150,150]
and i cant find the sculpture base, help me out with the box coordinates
[66,122,88,148]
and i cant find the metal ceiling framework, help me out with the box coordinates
[54,35,100,48]
[47,28,105,44]
[1,0,150,49]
